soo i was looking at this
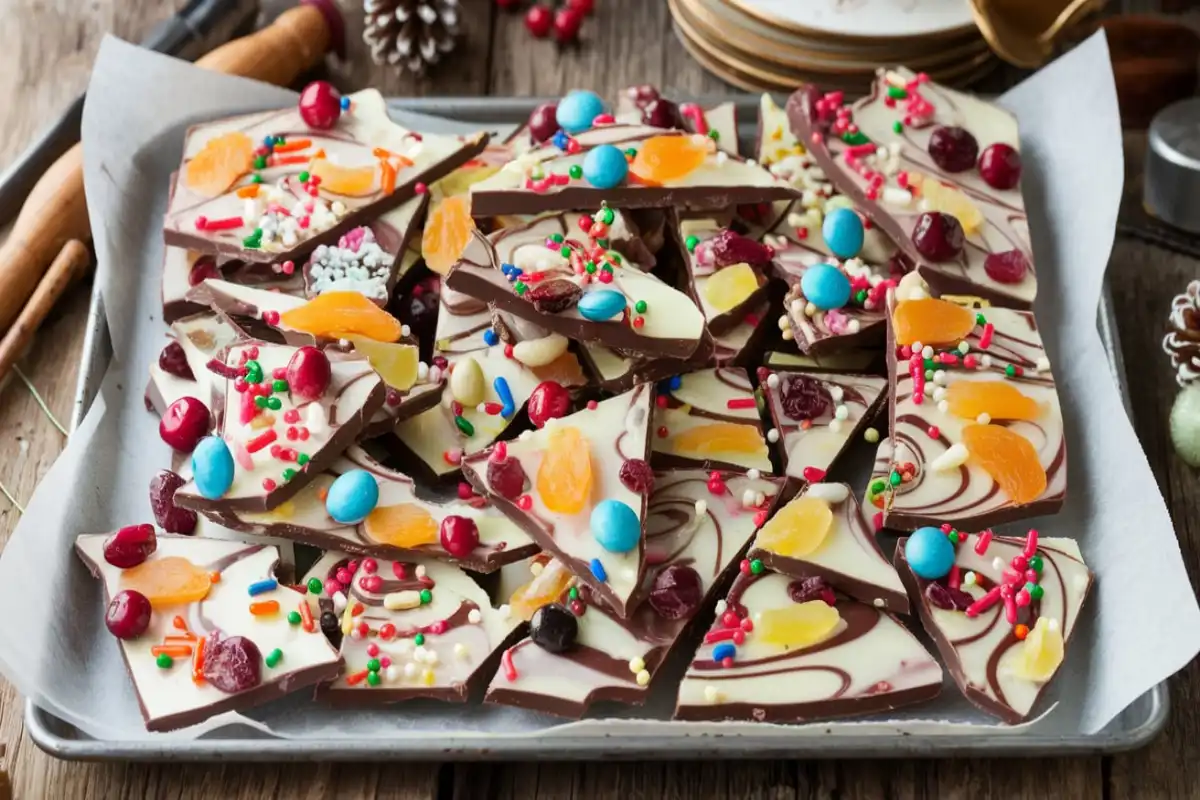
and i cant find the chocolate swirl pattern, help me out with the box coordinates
[652,367,772,473]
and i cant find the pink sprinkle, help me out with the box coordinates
[502,648,517,681]
[873,512,883,531]
[457,482,475,500]
[980,322,994,349]
[927,426,940,439]
[336,569,352,585]
[298,216,311,229]
[444,448,463,465]
[429,620,447,635]
[362,558,378,574]
[948,564,961,590]
[366,643,380,657]
[586,400,598,410]
[974,528,993,555]
[263,311,281,326]
[262,478,277,491]
[1023,528,1039,558]
[415,182,428,194]
[517,495,533,511]
[393,562,407,579]
[282,260,295,275]
[592,113,615,126]
[379,656,392,669]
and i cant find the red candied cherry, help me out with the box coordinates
[527,380,571,428]
[495,0,521,8]
[642,98,684,131]
[440,515,481,558]
[927,126,979,173]
[911,212,964,262]
[528,102,560,143]
[487,455,527,500]
[149,470,198,534]
[160,396,210,452]
[978,143,1021,190]
[104,523,158,568]
[203,634,263,694]
[187,256,220,287]
[525,5,553,37]
[298,81,342,130]
[106,590,153,640]
[553,7,583,43]
[568,0,595,14]
[158,341,194,381]
[287,346,332,401]
[984,249,1030,284]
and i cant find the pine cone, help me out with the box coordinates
[1164,280,1200,386]
[363,0,460,73]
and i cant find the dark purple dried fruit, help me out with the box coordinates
[487,457,527,500]
[528,102,560,143]
[320,610,343,648]
[648,564,704,620]
[925,581,974,611]
[149,469,198,534]
[158,341,195,381]
[983,249,1030,285]
[642,98,685,131]
[709,229,773,269]
[529,603,578,653]
[203,633,263,694]
[927,126,979,173]
[187,256,220,287]
[787,576,836,605]
[779,375,832,421]
[911,212,964,263]
[526,279,583,314]
[618,458,655,494]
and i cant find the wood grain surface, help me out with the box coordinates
[0,0,1195,798]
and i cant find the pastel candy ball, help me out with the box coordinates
[326,470,380,524]
[1170,385,1200,467]
[582,144,628,189]
[591,499,641,553]
[800,263,852,310]
[905,526,956,580]
[577,289,627,321]
[556,90,605,135]
[822,207,865,258]
[192,436,234,500]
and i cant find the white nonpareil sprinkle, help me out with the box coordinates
[981,355,994,368]
[454,643,469,660]
[403,662,419,679]
[933,387,947,402]
[931,443,970,472]
[714,599,727,615]
[767,428,780,443]
[992,556,1007,572]
[747,469,761,480]
[636,670,651,687]
[829,419,844,434]
[529,561,545,577]
[704,685,722,703]
[385,666,399,683]
[829,386,845,402]
[467,608,483,624]
[933,371,948,385]
[767,373,780,389]
[742,489,757,507]
[332,590,348,612]
[415,564,427,578]
[1036,356,1051,372]
[629,657,645,674]
[864,427,880,443]
[921,346,934,359]
[498,604,511,620]
[938,400,950,413]
[873,598,884,607]
[834,404,849,420]
[694,499,708,516]
[976,412,992,425]
[963,571,978,586]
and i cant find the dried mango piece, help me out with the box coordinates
[892,297,976,346]
[961,423,1046,504]
[509,559,574,621]
[669,423,767,460]
[755,496,834,558]
[630,135,708,185]
[185,132,254,197]
[703,263,759,313]
[758,600,842,649]
[921,178,984,234]
[422,195,476,275]
[364,503,439,547]
[348,336,418,390]
[308,157,378,197]
[280,291,404,342]
[1014,616,1064,682]
[536,426,592,515]
[944,380,1041,421]
[120,557,212,608]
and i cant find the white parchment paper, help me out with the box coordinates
[0,33,1194,746]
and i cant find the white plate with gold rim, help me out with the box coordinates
[725,0,976,41]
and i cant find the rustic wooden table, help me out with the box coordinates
[0,0,1197,797]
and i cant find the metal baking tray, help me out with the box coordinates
[25,96,1167,760]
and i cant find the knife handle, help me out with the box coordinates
[0,1,342,335]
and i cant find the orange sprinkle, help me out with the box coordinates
[165,633,197,644]
[380,160,397,196]
[172,615,188,631]
[345,669,370,686]
[299,599,315,633]
[1014,624,1030,640]
[314,148,327,159]
[235,184,260,198]
[352,602,365,617]
[209,571,221,584]
[318,488,329,501]
[273,138,312,154]
[271,154,309,167]
[192,636,207,684]
[250,600,281,616]
[151,645,193,658]
[372,147,394,159]
[800,419,813,430]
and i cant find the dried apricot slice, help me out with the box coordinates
[703,263,759,313]
[308,157,378,197]
[755,496,834,558]
[630,135,708,185]
[280,291,404,342]
[892,297,976,346]
[422,195,476,275]
[961,423,1046,504]
[185,132,254,197]
[944,380,1041,421]
[670,422,768,460]
[364,503,439,547]
[536,426,592,515]
[758,600,842,648]
[348,336,418,390]
[120,557,212,608]
[509,559,574,621]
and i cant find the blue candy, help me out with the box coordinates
[483,329,499,346]
[494,376,515,418]
[577,289,627,321]
[822,207,865,258]
[905,526,956,580]
[800,263,852,310]
[591,499,641,553]
[325,469,380,524]
[589,558,608,582]
[582,144,628,189]
[556,90,605,134]
[192,436,234,499]
[712,643,736,662]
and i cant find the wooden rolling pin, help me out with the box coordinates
[0,0,344,337]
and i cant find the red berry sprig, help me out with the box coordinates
[500,0,596,44]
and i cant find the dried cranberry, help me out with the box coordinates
[320,610,343,648]
[648,564,704,620]
[927,126,979,173]
[187,256,220,287]
[984,249,1030,284]
[911,212,964,263]
[159,396,210,452]
[619,458,655,494]
[487,456,527,500]
[287,346,332,401]
[103,524,157,569]
[149,470,198,534]
[527,381,571,428]
[529,603,578,653]
[779,375,832,421]
[158,341,195,381]
[105,590,152,640]
[978,143,1021,190]
[440,515,481,558]
[528,101,559,142]
[709,229,772,269]
[642,98,684,131]
[625,84,660,110]
[526,279,582,314]
[925,581,974,611]
[203,633,263,694]
[787,576,836,605]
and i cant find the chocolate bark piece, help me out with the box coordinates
[652,367,772,473]
[759,368,888,483]
[162,248,224,324]
[673,567,942,722]
[748,482,908,613]
[895,530,1093,724]
[301,551,519,703]
[862,435,895,532]
[446,212,706,360]
[462,386,654,618]
[883,287,1066,530]
[763,348,882,373]
[614,89,741,156]
[670,212,771,336]
[486,469,779,718]
[174,340,384,513]
[786,72,1035,308]
[469,125,796,217]
[75,534,342,732]
[196,446,536,573]
[164,90,487,264]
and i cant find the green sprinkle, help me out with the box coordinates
[685,235,700,253]
[253,155,267,169]
[1005,365,1016,377]
[245,360,261,377]
[1028,555,1044,573]
[855,289,868,304]
[560,245,572,258]
[568,164,583,180]
[243,233,261,248]
[266,396,282,411]
[608,251,622,265]
[287,610,302,625]
[551,233,565,244]
[596,238,609,249]
[414,633,426,646]
[892,121,903,134]
[367,671,381,686]
[634,300,647,314]
[307,577,323,595]
[707,129,720,141]
[871,479,886,494]
[601,262,614,273]
[887,85,908,99]
[585,262,597,275]
[455,415,475,436]
[1028,584,1044,600]
[623,148,637,160]
[419,589,432,605]
[889,471,902,487]
[568,586,579,601]
[251,174,263,184]
[600,207,615,225]
[265,648,283,668]
[515,281,527,295]
[947,532,960,544]
[282,468,297,481]
[273,135,285,145]
[156,653,173,669]
[272,379,289,392]
[924,358,935,370]
[367,658,381,672]
[254,395,268,409]
[842,131,869,145]
[297,453,310,466]
[749,559,763,575]
[298,170,310,183]
[976,313,987,325]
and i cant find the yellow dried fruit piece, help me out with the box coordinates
[892,297,976,346]
[962,423,1047,504]
[348,336,419,391]
[120,557,212,608]
[364,503,439,547]
[703,263,759,313]
[1015,617,1064,682]
[755,496,834,558]
[944,380,1042,421]
[422,195,476,275]
[509,559,574,621]
[757,600,842,649]
[185,132,254,197]
[920,177,984,234]
[308,157,378,197]
[536,426,592,515]
[669,422,767,460]
[280,291,404,342]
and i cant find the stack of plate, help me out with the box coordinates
[670,0,998,93]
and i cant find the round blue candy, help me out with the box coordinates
[800,263,852,310]
[822,207,865,259]
[582,144,628,189]
[556,90,605,134]
[712,642,736,662]
[905,526,956,580]
[325,470,380,524]
[577,289,627,321]
[591,499,641,553]
[192,436,234,500]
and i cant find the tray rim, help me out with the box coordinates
[25,95,1169,761]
